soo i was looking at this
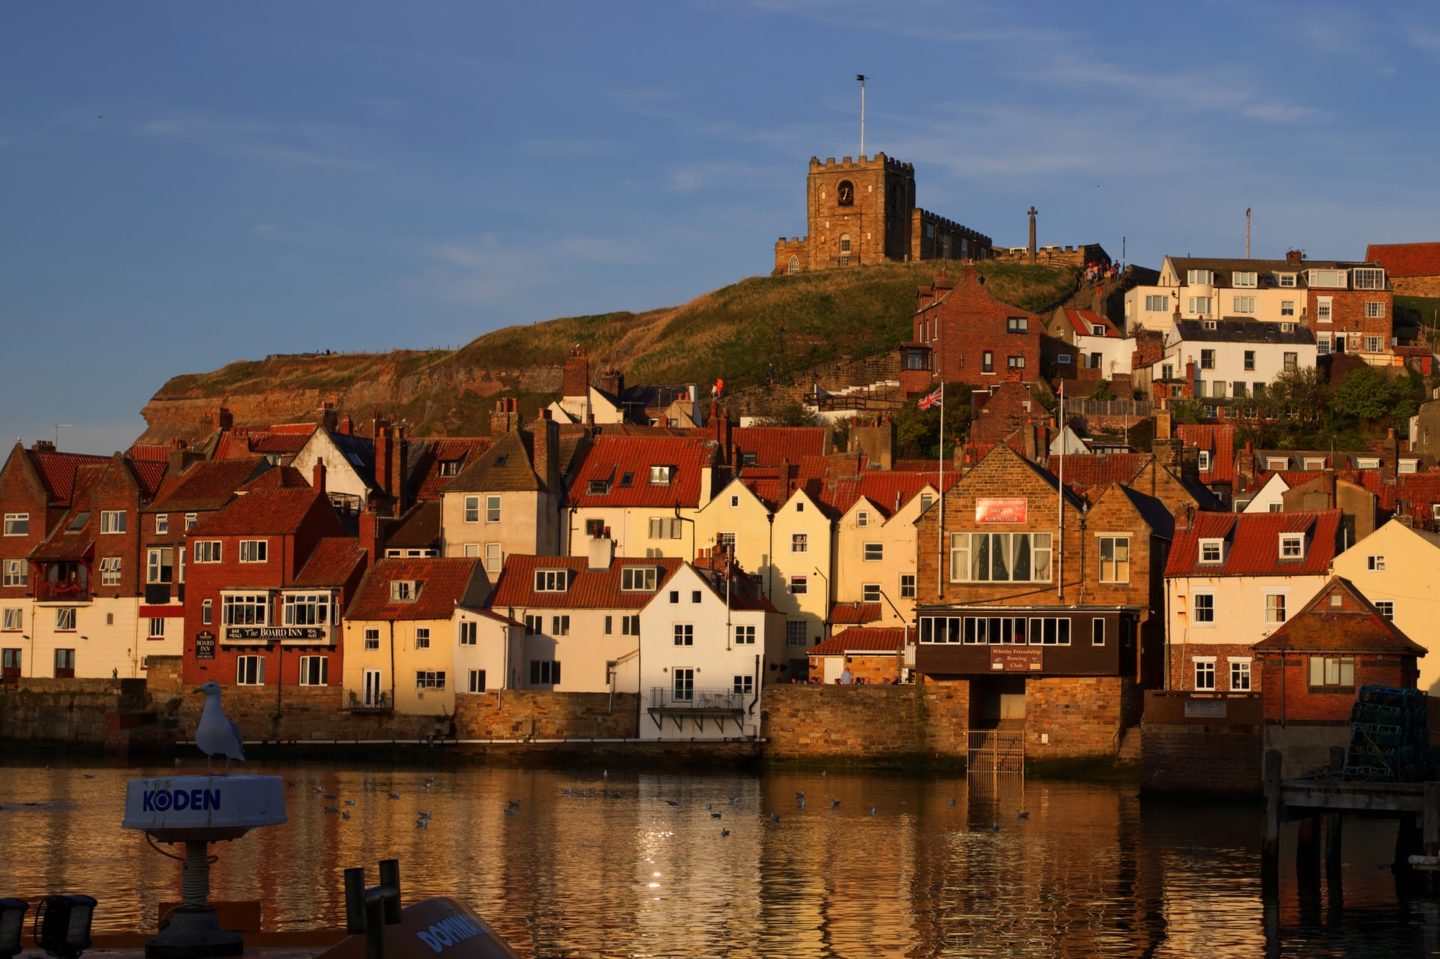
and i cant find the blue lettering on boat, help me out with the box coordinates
[141,788,222,812]
[416,913,482,954]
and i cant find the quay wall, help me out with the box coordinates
[1140,692,1263,795]
[760,681,971,762]
[0,677,165,754]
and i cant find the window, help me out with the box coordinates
[621,566,657,592]
[1161,363,1174,380]
[786,621,808,647]
[98,556,121,586]
[1092,619,1105,646]
[839,234,851,253]
[3,513,29,536]
[236,655,265,685]
[1211,381,1226,398]
[1058,354,1072,365]
[856,511,869,528]
[299,656,328,686]
[1277,273,1296,288]
[534,569,568,592]
[1365,300,1385,318]
[416,671,446,690]
[154,513,169,535]
[2,648,19,670]
[1145,294,1169,312]
[948,532,1053,583]
[222,593,269,626]
[55,607,77,631]
[1230,659,1252,692]
[1203,320,1217,331]
[453,620,476,648]
[1317,334,1331,356]
[1199,539,1223,564]
[359,627,378,650]
[2,559,23,588]
[486,496,501,523]
[982,351,993,373]
[1309,655,1355,689]
[672,667,695,702]
[146,548,174,584]
[1352,267,1385,290]
[673,624,694,646]
[648,517,683,540]
[621,614,639,636]
[1193,658,1216,691]
[1187,269,1213,286]
[1198,450,1212,471]
[1007,355,1026,371]
[1098,536,1130,583]
[1316,297,1332,322]
[1007,316,1028,332]
[2,608,21,631]
[1367,554,1385,571]
[734,624,756,645]
[862,583,881,602]
[390,580,420,602]
[1188,296,1212,314]
[238,539,268,563]
[1281,299,1295,316]
[484,543,502,574]
[919,493,935,512]
[53,648,76,676]
[551,615,570,636]
[414,627,431,650]
[1374,600,1395,620]
[438,459,463,477]
[734,675,754,696]
[529,660,561,685]
[194,541,221,564]
[1233,296,1256,314]
[1265,593,1286,625]
[668,590,679,604]
[900,574,916,599]
[66,512,90,533]
[1239,350,1254,372]
[202,599,212,626]
[791,533,808,553]
[1200,349,1215,370]
[1279,534,1304,560]
[99,510,126,534]
[648,465,674,487]
[789,575,807,595]
[1194,593,1215,624]
[864,543,883,561]
[1232,271,1257,288]
[691,590,702,604]
[463,495,480,523]
[1364,336,1382,354]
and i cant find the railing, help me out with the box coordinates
[649,687,746,711]
[35,582,90,604]
[967,729,1025,777]
[348,690,391,712]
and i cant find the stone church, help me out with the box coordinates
[773,153,993,275]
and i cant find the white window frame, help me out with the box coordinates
[1097,535,1130,584]
[364,627,380,650]
[864,542,883,562]
[1188,296,1212,315]
[1198,450,1212,471]
[238,539,268,564]
[1264,593,1286,625]
[390,580,419,602]
[789,575,807,595]
[415,627,430,650]
[154,513,169,535]
[222,592,270,627]
[1352,267,1385,290]
[2,607,22,631]
[1279,534,1305,560]
[1186,269,1213,286]
[283,592,333,627]
[236,655,265,685]
[1277,273,1296,288]
[148,617,165,639]
[733,624,756,645]
[1193,592,1215,625]
[621,566,657,592]
[468,669,486,693]
[1233,296,1256,314]
[1232,271,1257,288]
[1316,296,1332,322]
[786,621,807,647]
[1144,294,1169,312]
[1230,658,1252,692]
[862,583,881,602]
[299,655,328,686]
[416,670,446,690]
[486,495,501,523]
[99,556,122,586]
[1193,657,1217,691]
[194,541,222,564]
[948,532,1053,583]
[3,513,29,536]
[900,574,916,599]
[1198,539,1224,564]
[534,569,568,592]
[791,533,808,553]
[463,495,480,523]
[1367,554,1385,572]
[1364,300,1385,318]
[99,510,126,534]
[1,558,24,588]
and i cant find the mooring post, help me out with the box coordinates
[1297,815,1322,896]
[1395,814,1421,883]
[1324,813,1343,906]
[1262,749,1282,896]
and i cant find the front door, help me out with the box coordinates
[363,668,383,707]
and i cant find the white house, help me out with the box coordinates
[1158,319,1316,403]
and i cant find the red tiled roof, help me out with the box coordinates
[1046,453,1149,494]
[241,466,310,491]
[488,554,683,610]
[739,468,796,510]
[190,486,331,537]
[126,444,171,462]
[1177,423,1236,484]
[1166,510,1342,577]
[29,449,109,506]
[809,627,906,656]
[1365,242,1440,278]
[831,602,882,625]
[148,459,269,513]
[1353,472,1440,521]
[568,436,713,508]
[409,437,494,501]
[820,470,954,518]
[1064,308,1121,338]
[212,427,314,460]
[1254,577,1425,656]
[293,536,367,587]
[732,427,829,469]
[128,459,169,499]
[346,557,485,621]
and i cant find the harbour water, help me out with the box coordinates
[1,760,1436,958]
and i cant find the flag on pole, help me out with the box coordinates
[918,385,943,410]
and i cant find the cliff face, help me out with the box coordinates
[136,262,1078,445]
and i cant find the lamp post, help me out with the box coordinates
[812,567,829,639]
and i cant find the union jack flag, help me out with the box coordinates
[917,385,943,410]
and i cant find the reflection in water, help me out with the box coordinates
[0,762,1432,957]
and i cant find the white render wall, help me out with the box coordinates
[1163,338,1317,401]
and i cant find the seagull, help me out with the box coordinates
[831,799,841,810]
[388,793,401,801]
[1016,810,1030,820]
[710,812,722,820]
[720,828,730,838]
[665,799,679,807]
[344,799,356,807]
[415,818,429,829]
[770,813,781,823]
[948,798,957,807]
[341,811,351,821]
[869,805,877,816]
[195,680,244,773]
[991,822,1001,833]
[505,800,520,816]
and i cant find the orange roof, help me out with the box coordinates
[1064,308,1121,338]
[489,554,684,610]
[1365,242,1440,278]
[190,486,332,537]
[293,537,367,587]
[831,602,882,625]
[148,459,269,513]
[29,448,109,506]
[1254,577,1425,656]
[1166,510,1341,577]
[568,436,714,508]
[1177,423,1236,484]
[809,627,906,656]
[732,427,829,468]
[346,557,485,621]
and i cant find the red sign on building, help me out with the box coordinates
[975,497,1028,524]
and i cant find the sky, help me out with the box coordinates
[4,1,1440,454]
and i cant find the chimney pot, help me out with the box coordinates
[313,458,327,493]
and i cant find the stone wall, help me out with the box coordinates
[454,690,638,740]
[1393,276,1440,298]
[1027,676,1138,758]
[1140,691,1263,795]
[760,680,970,763]
[0,677,162,752]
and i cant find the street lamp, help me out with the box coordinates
[812,567,830,639]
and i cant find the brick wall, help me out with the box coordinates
[761,680,971,762]
[1258,653,1413,723]
[453,690,638,740]
[1026,676,1135,758]
[1142,722,1261,794]
[1168,642,1260,693]
[0,677,152,748]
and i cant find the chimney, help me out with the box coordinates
[1383,428,1400,486]
[1155,409,1172,441]
[339,414,354,436]
[1027,206,1037,265]
[374,422,393,497]
[1236,440,1256,490]
[392,426,410,517]
[1183,504,1195,531]
[1185,360,1197,397]
[319,402,338,433]
[32,439,56,453]
[849,415,895,470]
[1022,418,1038,461]
[531,409,559,493]
[1285,249,1304,267]
[1152,437,1182,473]
[598,368,625,398]
[214,407,233,431]
[587,533,614,571]
[1324,469,1337,508]
[490,398,519,435]
[711,400,734,464]
[561,347,589,400]
[313,457,327,493]
[358,503,382,566]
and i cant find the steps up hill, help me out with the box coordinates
[137,262,1077,444]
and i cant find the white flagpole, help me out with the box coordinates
[1057,381,1065,601]
[937,376,944,601]
[857,74,867,156]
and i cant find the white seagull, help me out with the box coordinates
[195,680,245,773]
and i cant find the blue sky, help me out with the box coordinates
[4,1,1440,454]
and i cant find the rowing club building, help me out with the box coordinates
[913,445,1173,757]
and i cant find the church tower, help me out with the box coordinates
[802,154,915,271]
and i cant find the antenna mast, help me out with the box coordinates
[856,74,867,156]
[1245,207,1252,258]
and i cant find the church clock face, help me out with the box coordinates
[836,180,854,206]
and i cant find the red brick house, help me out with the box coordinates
[807,626,905,684]
[182,466,350,688]
[900,269,1041,394]
[1252,577,1424,724]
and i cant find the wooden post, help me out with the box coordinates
[1325,813,1343,909]
[1297,815,1322,894]
[1395,814,1421,883]
[1262,749,1282,897]
[1423,782,1440,858]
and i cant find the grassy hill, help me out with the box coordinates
[145,261,1078,439]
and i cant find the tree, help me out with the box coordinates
[1088,381,1114,401]
[752,398,819,427]
[1259,367,1330,425]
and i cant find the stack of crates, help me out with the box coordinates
[1343,685,1430,782]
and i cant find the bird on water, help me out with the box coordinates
[195,680,244,773]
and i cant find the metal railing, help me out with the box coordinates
[967,729,1025,777]
[649,687,746,710]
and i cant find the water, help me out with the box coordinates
[1,760,1436,957]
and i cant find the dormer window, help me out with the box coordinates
[1199,538,1225,564]
[534,569,568,592]
[1277,273,1296,288]
[1203,320,1218,331]
[1266,457,1288,471]
[740,452,758,467]
[1197,450,1212,472]
[1279,534,1305,560]
[1352,267,1386,290]
[1356,457,1380,470]
[588,480,611,495]
[621,566,657,592]
[1303,458,1324,470]
[1280,322,1295,333]
[390,580,420,602]
[619,472,634,487]
[1090,324,1106,336]
[648,465,674,487]
[1232,271,1258,288]
[438,460,462,477]
[1187,269,1213,286]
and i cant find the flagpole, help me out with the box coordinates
[1057,380,1065,601]
[936,363,944,602]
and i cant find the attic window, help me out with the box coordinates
[1330,593,1343,607]
[619,472,634,487]
[1266,457,1289,471]
[1090,324,1106,336]
[1303,458,1324,470]
[740,452,758,467]
[588,480,611,495]
[620,567,657,592]
[1199,538,1224,564]
[1279,534,1305,560]
[1356,457,1380,470]
[648,465,675,487]
[439,460,462,477]
[1197,450,1212,472]
[493,455,508,467]
[67,512,91,532]
[1233,271,1258,288]
[1277,273,1296,288]
[1280,322,1295,333]
[1203,320,1218,331]
[534,569,568,592]
[390,580,420,602]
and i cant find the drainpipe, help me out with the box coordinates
[388,621,397,708]
[766,512,775,599]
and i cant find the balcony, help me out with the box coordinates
[647,686,749,734]
[144,583,185,604]
[36,581,90,605]
[347,690,392,713]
